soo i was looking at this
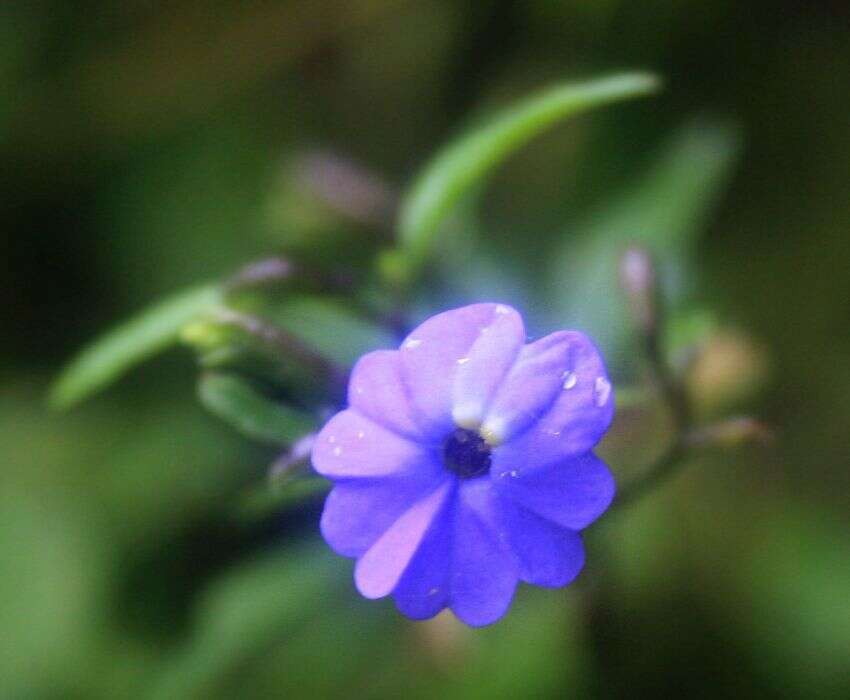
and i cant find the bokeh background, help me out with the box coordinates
[3,1,850,698]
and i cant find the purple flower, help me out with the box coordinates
[311,303,615,627]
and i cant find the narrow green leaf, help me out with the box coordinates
[49,284,222,409]
[397,72,661,268]
[197,372,314,444]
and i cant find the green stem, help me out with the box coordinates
[614,246,694,508]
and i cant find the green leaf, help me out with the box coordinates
[548,120,741,365]
[745,508,850,697]
[197,372,314,444]
[260,295,396,366]
[49,284,222,409]
[149,546,345,700]
[396,72,661,270]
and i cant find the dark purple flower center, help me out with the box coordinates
[442,428,492,479]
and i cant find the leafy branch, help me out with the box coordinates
[613,247,770,509]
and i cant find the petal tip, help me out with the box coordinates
[354,557,395,600]
[449,586,517,628]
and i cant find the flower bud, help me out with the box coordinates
[266,150,395,245]
[269,433,316,487]
[293,151,395,228]
[226,257,296,291]
[686,416,774,448]
[685,330,770,416]
[619,246,658,335]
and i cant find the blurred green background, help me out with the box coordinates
[3,1,850,698]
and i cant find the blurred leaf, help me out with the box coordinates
[0,489,105,697]
[205,581,586,699]
[396,72,661,271]
[744,508,850,698]
[415,194,535,316]
[50,284,222,409]
[260,295,396,366]
[548,120,740,365]
[149,546,345,700]
[231,598,401,698]
[197,372,315,445]
[183,309,335,401]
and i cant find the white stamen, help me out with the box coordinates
[480,416,507,446]
[452,404,483,430]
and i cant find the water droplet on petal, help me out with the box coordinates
[333,446,342,456]
[404,338,422,349]
[495,304,510,315]
[456,357,470,365]
[594,376,612,407]
[562,371,578,390]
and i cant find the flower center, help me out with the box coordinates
[442,428,492,479]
